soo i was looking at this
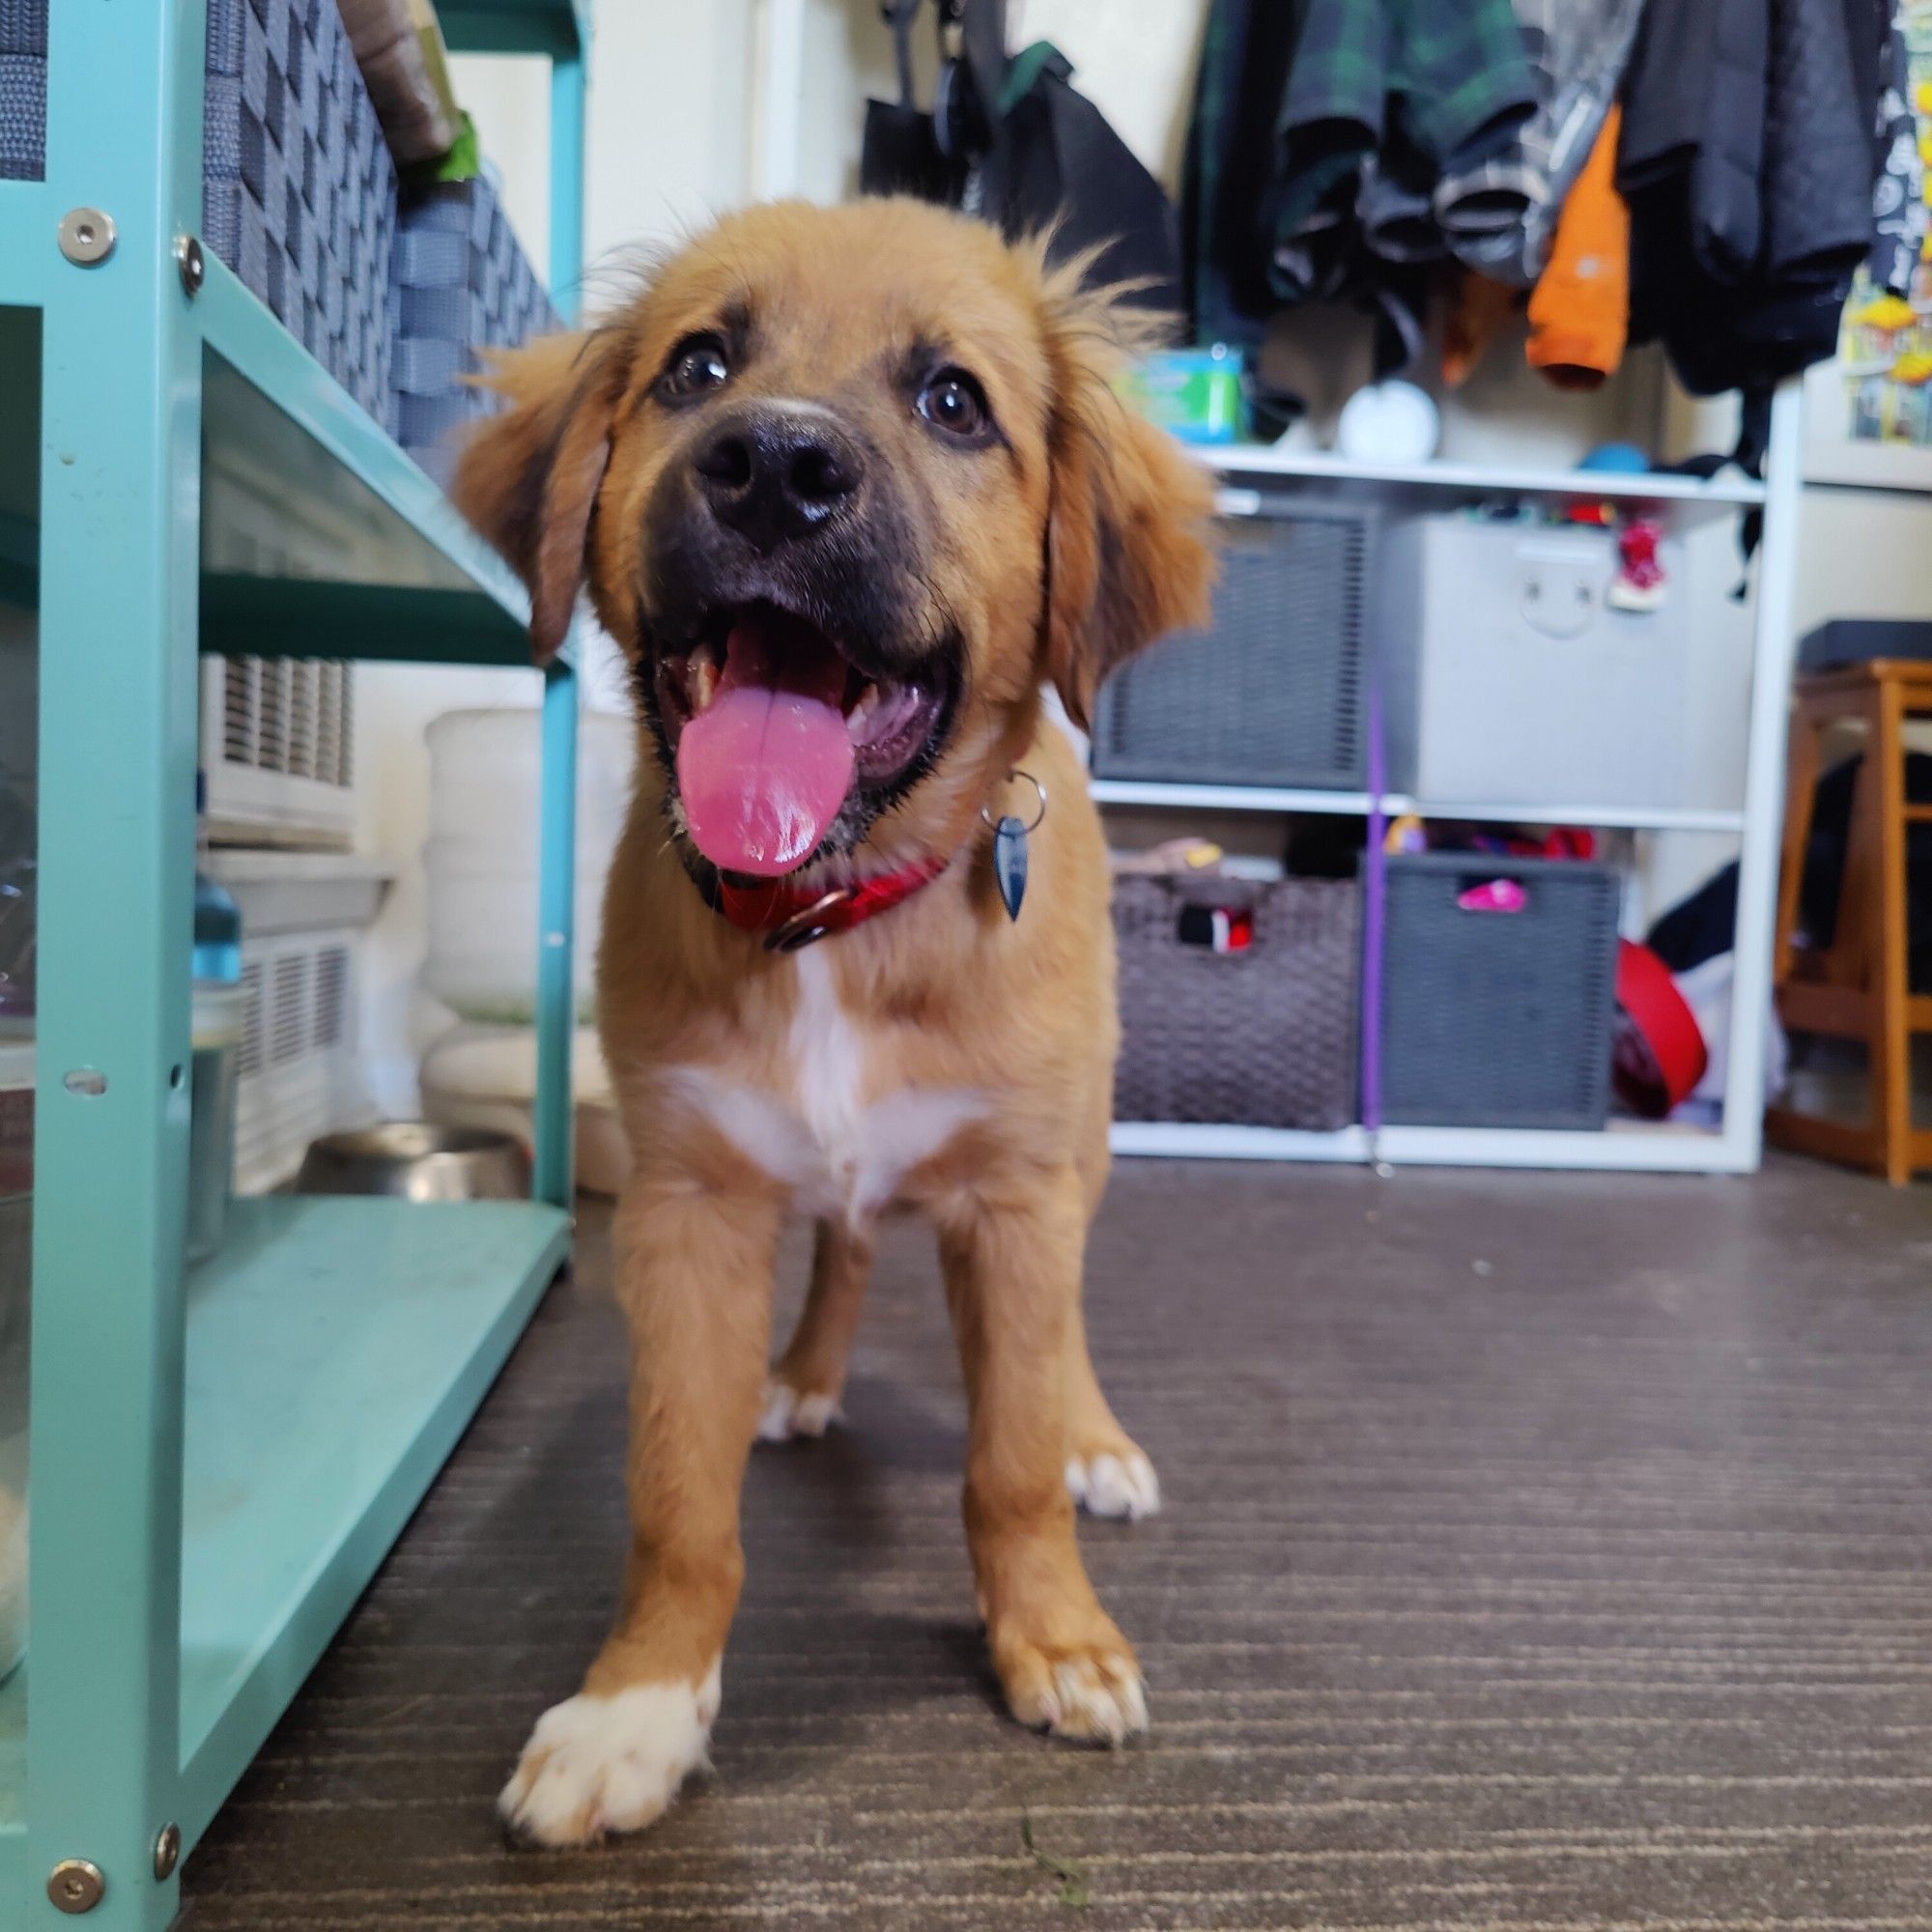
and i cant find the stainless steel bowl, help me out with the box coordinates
[296,1122,530,1203]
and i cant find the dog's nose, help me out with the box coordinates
[693,407,865,551]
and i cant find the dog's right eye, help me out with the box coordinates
[658,333,731,400]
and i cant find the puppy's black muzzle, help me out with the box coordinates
[642,402,928,686]
[690,405,867,554]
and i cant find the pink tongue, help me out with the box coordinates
[676,614,856,877]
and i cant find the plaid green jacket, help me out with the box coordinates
[1272,0,1536,291]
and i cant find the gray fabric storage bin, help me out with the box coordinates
[1379,853,1618,1129]
[389,175,557,484]
[5,0,396,423]
[1091,497,1375,791]
[1113,872,1359,1128]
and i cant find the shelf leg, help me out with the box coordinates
[549,48,586,326]
[1721,378,1805,1176]
[25,2,210,1925]
[531,39,586,1211]
[533,656,580,1208]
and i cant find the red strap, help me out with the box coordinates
[715,855,952,951]
[1612,940,1709,1117]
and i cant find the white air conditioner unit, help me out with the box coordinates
[201,657,355,847]
[205,852,391,1192]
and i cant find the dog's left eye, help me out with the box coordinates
[659,333,731,400]
[915,368,990,439]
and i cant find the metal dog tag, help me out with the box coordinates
[993,814,1028,922]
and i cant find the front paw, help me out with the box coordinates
[498,1665,721,1846]
[991,1618,1147,1747]
[1065,1445,1161,1521]
[756,1377,839,1442]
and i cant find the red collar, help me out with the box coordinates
[712,856,952,952]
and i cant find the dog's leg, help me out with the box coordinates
[1063,1298,1161,1521]
[759,1216,874,1441]
[939,1166,1147,1745]
[1061,1090,1160,1520]
[498,1180,779,1846]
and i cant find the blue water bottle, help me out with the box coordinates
[187,776,242,1262]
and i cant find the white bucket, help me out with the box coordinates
[422,708,636,1024]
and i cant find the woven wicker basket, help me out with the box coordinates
[1113,872,1359,1128]
[205,0,397,421]
[8,0,396,420]
[390,174,558,483]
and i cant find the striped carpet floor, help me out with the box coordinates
[186,1156,1932,1930]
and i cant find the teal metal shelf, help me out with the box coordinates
[440,0,591,57]
[198,260,534,665]
[173,1197,568,1846]
[0,1196,568,1890]
[9,3,592,1925]
[9,260,542,666]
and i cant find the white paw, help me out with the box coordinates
[498,1663,720,1846]
[1018,1655,1149,1746]
[757,1380,838,1442]
[1065,1450,1161,1520]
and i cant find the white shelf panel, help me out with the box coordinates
[1377,1121,1744,1173]
[1384,797,1747,834]
[1111,1119,1742,1173]
[1203,443,1767,512]
[1111,1123,1372,1162]
[1091,779,1373,814]
[1091,778,1745,834]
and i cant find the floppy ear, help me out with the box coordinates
[1039,281,1216,731]
[451,328,626,662]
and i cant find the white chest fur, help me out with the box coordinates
[668,948,982,1222]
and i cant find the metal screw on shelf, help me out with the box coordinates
[153,1824,181,1882]
[176,234,205,298]
[47,1861,105,1914]
[56,208,116,267]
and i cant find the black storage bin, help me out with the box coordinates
[1113,872,1359,1127]
[1379,854,1618,1129]
[1091,497,1374,790]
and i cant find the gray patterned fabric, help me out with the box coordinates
[390,174,558,484]
[1869,2,1925,296]
[186,1160,1932,1928]
[1440,0,1644,283]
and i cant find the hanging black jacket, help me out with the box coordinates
[1619,0,1890,396]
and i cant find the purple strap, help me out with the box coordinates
[1361,686,1387,1136]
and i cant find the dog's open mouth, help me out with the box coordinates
[653,602,951,878]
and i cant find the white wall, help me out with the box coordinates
[355,11,765,1113]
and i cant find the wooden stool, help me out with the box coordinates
[1767,659,1932,1183]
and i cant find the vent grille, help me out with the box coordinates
[231,926,366,1195]
[315,945,349,1050]
[238,960,265,1079]
[223,660,256,764]
[212,658,354,788]
[257,661,288,775]
[270,952,310,1065]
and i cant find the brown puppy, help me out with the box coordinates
[455,197,1212,1846]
